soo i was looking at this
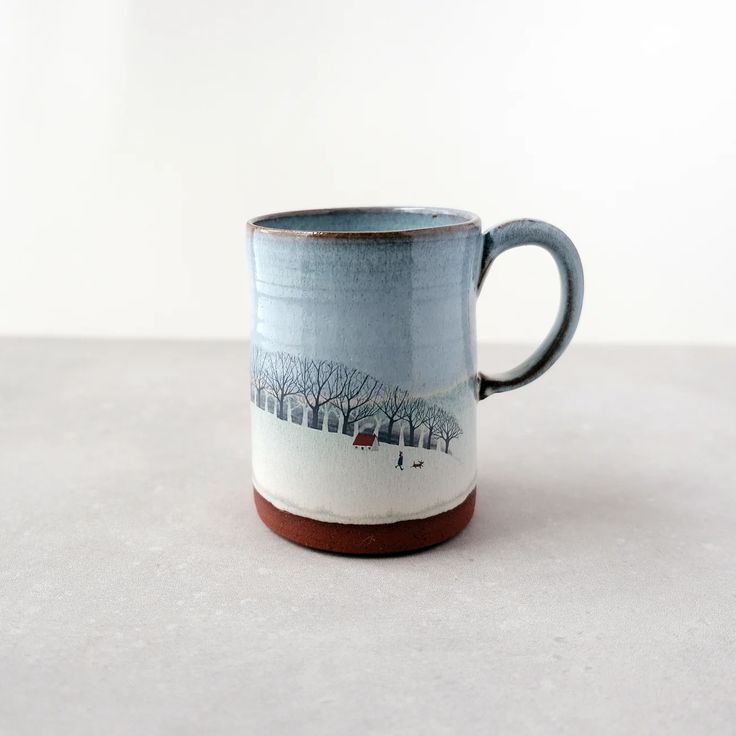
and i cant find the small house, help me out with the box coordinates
[353,433,379,451]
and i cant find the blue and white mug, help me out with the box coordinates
[247,207,583,553]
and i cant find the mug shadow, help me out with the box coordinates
[443,467,679,555]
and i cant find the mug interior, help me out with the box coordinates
[249,207,478,234]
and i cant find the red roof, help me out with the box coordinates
[353,433,377,447]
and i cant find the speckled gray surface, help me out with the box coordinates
[1,339,735,735]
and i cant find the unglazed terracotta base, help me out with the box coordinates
[253,488,476,555]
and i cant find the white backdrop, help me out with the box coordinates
[1,0,734,343]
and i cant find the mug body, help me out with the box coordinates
[247,207,483,553]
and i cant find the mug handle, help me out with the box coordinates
[477,219,584,399]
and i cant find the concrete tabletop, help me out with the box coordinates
[1,339,734,735]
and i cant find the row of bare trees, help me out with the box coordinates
[251,346,463,453]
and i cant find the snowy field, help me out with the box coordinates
[251,407,476,524]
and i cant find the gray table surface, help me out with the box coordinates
[1,339,735,735]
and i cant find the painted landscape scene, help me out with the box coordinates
[250,346,476,523]
[250,346,464,454]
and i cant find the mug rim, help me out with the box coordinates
[247,206,481,238]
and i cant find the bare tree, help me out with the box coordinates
[421,403,442,450]
[378,385,409,443]
[296,358,345,430]
[250,345,269,409]
[400,397,430,447]
[329,367,382,435]
[263,351,300,421]
[437,409,463,454]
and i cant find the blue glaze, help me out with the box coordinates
[478,219,584,397]
[249,213,480,394]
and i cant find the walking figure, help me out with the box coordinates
[395,451,404,470]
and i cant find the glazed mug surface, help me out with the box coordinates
[247,207,583,554]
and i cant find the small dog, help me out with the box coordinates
[412,460,424,469]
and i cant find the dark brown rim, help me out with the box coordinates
[253,487,476,555]
[246,206,481,239]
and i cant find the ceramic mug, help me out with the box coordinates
[247,207,583,554]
